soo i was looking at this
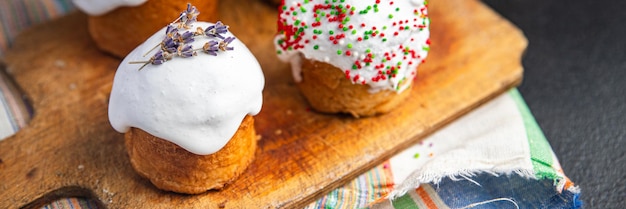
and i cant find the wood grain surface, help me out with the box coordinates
[0,0,526,208]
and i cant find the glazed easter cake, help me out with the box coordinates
[108,6,264,194]
[275,0,430,117]
[72,0,218,58]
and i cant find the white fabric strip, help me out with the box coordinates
[389,92,535,198]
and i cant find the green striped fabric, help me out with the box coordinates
[509,89,559,180]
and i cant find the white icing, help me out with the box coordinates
[72,0,148,16]
[108,22,265,155]
[275,0,430,93]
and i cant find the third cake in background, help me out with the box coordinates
[274,0,430,117]
[72,0,218,58]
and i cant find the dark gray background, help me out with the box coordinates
[481,0,626,208]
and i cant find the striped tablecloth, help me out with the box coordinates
[0,1,582,208]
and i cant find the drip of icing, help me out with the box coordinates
[108,22,265,155]
[274,0,430,93]
[72,0,148,16]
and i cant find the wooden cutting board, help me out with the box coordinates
[0,0,526,208]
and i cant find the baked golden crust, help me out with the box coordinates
[124,115,257,194]
[87,0,218,58]
[297,58,411,117]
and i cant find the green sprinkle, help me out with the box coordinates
[347,43,353,48]
[388,14,394,19]
[329,30,334,35]
[352,64,357,69]
[366,49,371,53]
[337,50,342,55]
[276,50,282,54]
[343,27,349,31]
[301,7,307,13]
[351,30,357,35]
[396,7,400,12]
[382,38,387,42]
[313,45,319,50]
[383,26,387,30]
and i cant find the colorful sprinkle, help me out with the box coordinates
[275,0,430,92]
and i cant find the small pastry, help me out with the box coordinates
[72,0,218,58]
[108,7,264,194]
[274,0,430,117]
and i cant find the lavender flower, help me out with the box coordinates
[179,31,195,44]
[152,50,174,65]
[178,45,197,58]
[179,3,199,28]
[219,37,236,51]
[151,51,167,65]
[161,37,179,53]
[202,41,220,56]
[205,21,229,39]
[165,25,178,37]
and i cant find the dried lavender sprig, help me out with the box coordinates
[219,37,236,51]
[204,21,229,39]
[178,44,197,58]
[169,3,199,29]
[179,3,199,28]
[197,36,236,56]
[131,4,235,70]
[142,21,229,57]
[130,50,173,71]
[201,40,219,56]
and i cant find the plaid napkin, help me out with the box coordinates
[305,90,582,209]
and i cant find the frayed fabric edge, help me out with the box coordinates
[387,168,538,199]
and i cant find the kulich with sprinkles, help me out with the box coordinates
[275,0,430,117]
